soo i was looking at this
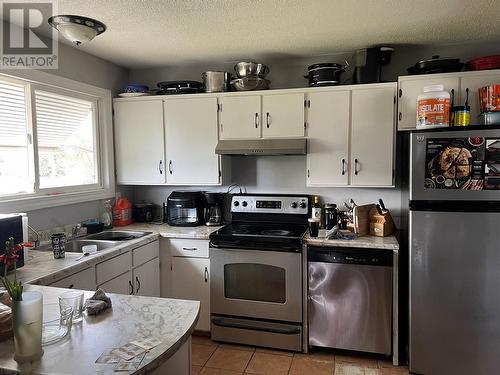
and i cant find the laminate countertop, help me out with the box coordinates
[305,230,399,251]
[0,284,199,375]
[122,222,222,240]
[15,224,221,286]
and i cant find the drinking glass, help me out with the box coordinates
[59,291,84,323]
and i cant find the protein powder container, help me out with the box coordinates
[416,85,450,129]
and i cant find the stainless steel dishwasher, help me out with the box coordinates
[308,246,393,355]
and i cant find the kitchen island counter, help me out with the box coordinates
[0,284,199,375]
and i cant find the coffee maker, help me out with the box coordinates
[204,192,223,226]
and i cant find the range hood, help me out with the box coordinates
[215,138,307,155]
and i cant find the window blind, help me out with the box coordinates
[34,90,94,149]
[0,81,27,147]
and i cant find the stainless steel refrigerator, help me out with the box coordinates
[409,128,500,375]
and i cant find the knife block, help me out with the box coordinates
[369,207,395,237]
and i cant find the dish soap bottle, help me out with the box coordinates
[311,196,322,227]
[100,199,113,229]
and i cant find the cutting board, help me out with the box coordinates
[353,204,376,236]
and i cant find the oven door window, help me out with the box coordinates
[224,263,286,303]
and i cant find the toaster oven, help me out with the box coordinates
[166,191,205,226]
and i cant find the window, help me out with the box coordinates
[0,80,32,195]
[34,90,98,189]
[0,72,114,211]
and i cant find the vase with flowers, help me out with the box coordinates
[0,237,43,363]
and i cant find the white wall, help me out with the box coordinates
[129,40,500,89]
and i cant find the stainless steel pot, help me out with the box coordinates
[202,71,231,93]
[234,62,269,78]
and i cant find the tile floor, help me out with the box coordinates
[191,335,410,375]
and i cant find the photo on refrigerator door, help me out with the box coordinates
[485,139,500,190]
[424,137,488,190]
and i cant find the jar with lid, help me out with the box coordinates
[416,85,450,129]
[323,204,338,230]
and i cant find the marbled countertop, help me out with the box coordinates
[305,230,399,251]
[17,224,221,286]
[123,222,222,240]
[17,234,159,286]
[0,285,199,375]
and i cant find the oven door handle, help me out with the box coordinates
[211,317,301,335]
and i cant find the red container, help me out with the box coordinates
[112,197,133,227]
[478,85,500,113]
[466,55,500,71]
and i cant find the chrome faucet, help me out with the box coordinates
[72,223,82,237]
[27,224,41,249]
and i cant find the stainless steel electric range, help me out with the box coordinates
[209,194,310,352]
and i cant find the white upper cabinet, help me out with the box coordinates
[351,86,396,186]
[219,96,261,139]
[306,90,350,186]
[397,75,459,131]
[262,93,305,138]
[114,100,165,184]
[459,72,500,122]
[164,97,220,185]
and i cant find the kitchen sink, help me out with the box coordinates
[84,230,152,241]
[65,239,117,253]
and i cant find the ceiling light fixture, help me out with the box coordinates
[48,15,106,46]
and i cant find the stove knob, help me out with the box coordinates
[233,201,239,207]
[290,202,298,208]
[242,201,248,207]
[299,202,306,209]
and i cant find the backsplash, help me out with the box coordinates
[130,155,403,224]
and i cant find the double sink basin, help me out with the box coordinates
[62,231,153,253]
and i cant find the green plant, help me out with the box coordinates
[0,237,23,301]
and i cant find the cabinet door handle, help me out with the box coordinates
[159,160,163,174]
[135,276,141,294]
[168,160,173,174]
[354,158,360,175]
[128,280,134,295]
[204,267,209,283]
[341,159,346,176]
[255,113,259,128]
[182,247,197,251]
[266,112,270,128]
[398,112,402,121]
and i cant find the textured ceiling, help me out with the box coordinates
[52,0,500,69]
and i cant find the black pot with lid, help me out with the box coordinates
[407,55,464,75]
[304,61,349,87]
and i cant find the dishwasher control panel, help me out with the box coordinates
[308,246,393,266]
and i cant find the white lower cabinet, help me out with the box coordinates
[96,240,160,297]
[99,271,133,295]
[49,267,96,291]
[133,257,160,297]
[171,256,210,332]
